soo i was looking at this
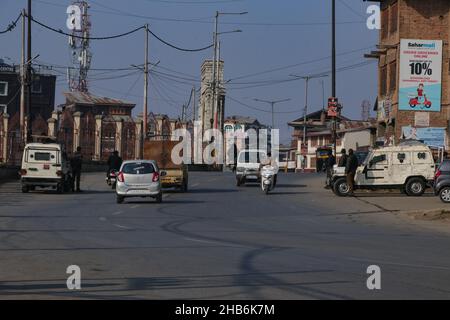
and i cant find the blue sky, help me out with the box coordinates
[0,0,379,143]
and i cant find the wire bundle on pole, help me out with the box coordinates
[0,12,22,35]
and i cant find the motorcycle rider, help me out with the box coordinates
[107,151,123,178]
[261,152,278,187]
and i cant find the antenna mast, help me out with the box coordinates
[68,1,92,93]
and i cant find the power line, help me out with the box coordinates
[31,16,145,40]
[142,0,244,4]
[31,15,213,51]
[34,0,365,27]
[0,12,22,35]
[227,45,375,81]
[338,0,366,19]
[227,60,376,90]
[147,28,213,52]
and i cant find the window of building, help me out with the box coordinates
[380,65,387,97]
[390,2,398,34]
[311,137,318,147]
[389,61,397,92]
[31,80,42,94]
[0,104,6,114]
[0,81,8,96]
[381,7,389,40]
[224,125,233,132]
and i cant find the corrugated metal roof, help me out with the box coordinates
[64,92,135,107]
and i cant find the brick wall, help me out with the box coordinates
[378,0,450,146]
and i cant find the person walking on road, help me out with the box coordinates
[71,146,83,192]
[107,151,123,177]
[338,149,348,167]
[324,150,336,188]
[345,148,359,196]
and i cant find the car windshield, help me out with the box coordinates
[238,151,267,164]
[122,162,155,175]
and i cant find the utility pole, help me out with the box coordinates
[331,0,337,156]
[254,98,291,129]
[26,0,32,142]
[192,86,196,122]
[20,9,26,143]
[143,24,149,140]
[211,11,219,130]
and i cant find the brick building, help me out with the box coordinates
[366,0,450,150]
[0,61,56,119]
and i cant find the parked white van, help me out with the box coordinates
[331,141,436,197]
[20,142,72,193]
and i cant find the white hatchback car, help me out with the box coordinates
[115,160,164,204]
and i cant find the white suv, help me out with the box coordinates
[235,149,267,186]
[20,143,72,193]
[331,141,436,197]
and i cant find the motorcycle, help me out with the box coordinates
[261,165,277,194]
[106,170,118,189]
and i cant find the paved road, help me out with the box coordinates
[1,172,450,299]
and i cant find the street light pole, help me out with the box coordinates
[211,11,247,131]
[290,73,328,170]
[253,98,291,129]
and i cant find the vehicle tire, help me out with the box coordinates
[439,187,450,203]
[181,181,188,193]
[333,178,350,197]
[264,185,269,195]
[22,185,29,193]
[156,193,163,203]
[236,178,242,187]
[405,178,426,196]
[57,183,64,194]
[116,196,124,204]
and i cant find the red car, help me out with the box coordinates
[409,97,432,108]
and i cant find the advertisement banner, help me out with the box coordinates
[401,126,446,147]
[399,39,443,112]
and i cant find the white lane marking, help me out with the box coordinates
[99,217,107,222]
[184,237,222,245]
[130,205,140,209]
[191,183,200,187]
[114,224,133,230]
[112,211,123,216]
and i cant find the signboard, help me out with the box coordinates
[401,126,445,147]
[414,112,430,127]
[399,39,443,112]
[327,97,339,117]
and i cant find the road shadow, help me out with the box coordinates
[123,199,205,205]
[276,184,307,188]
[354,193,435,198]
[189,188,238,194]
[267,191,309,196]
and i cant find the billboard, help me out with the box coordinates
[401,126,446,148]
[399,39,443,112]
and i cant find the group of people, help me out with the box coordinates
[324,148,359,195]
[66,148,124,192]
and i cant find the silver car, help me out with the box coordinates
[115,160,164,204]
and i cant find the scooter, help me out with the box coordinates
[261,165,276,194]
[106,170,117,189]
